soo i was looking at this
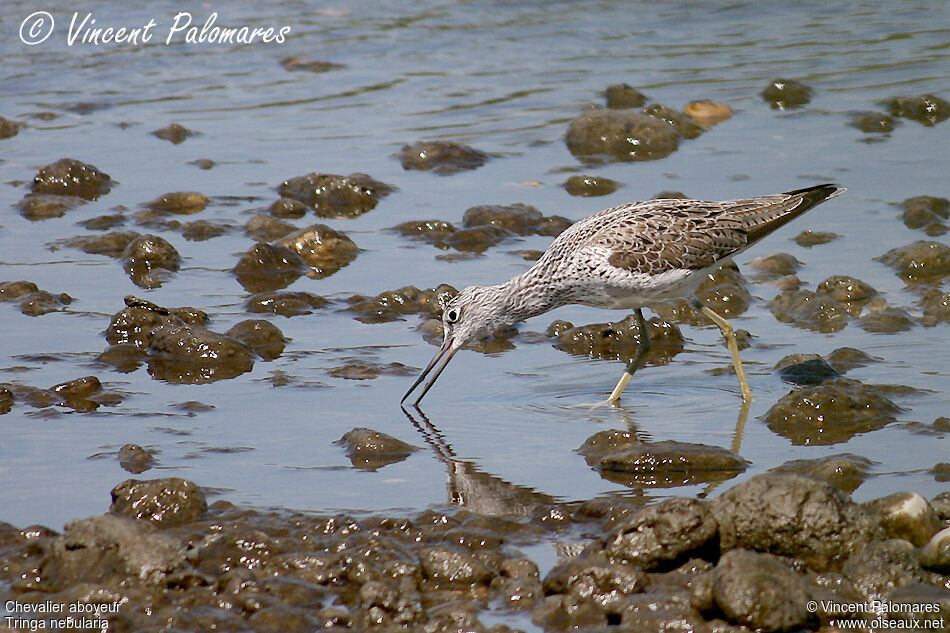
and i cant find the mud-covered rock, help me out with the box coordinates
[347,286,423,323]
[597,498,718,570]
[815,275,877,311]
[770,454,872,494]
[391,219,457,243]
[605,83,647,108]
[16,193,83,220]
[0,115,22,139]
[684,100,733,127]
[579,432,748,488]
[566,109,680,162]
[462,203,571,237]
[118,444,157,474]
[864,492,942,546]
[900,195,949,237]
[711,472,879,570]
[562,174,621,197]
[749,252,801,278]
[419,545,494,586]
[276,223,359,278]
[879,240,950,283]
[232,243,308,293]
[105,296,208,348]
[712,549,812,633]
[268,197,308,219]
[151,122,198,143]
[763,378,901,445]
[56,230,141,257]
[398,140,490,174]
[642,103,704,139]
[245,213,296,242]
[335,428,419,471]
[277,172,395,218]
[921,289,950,326]
[774,353,840,385]
[794,229,840,247]
[36,514,185,590]
[769,288,850,332]
[553,313,684,364]
[31,158,113,200]
[882,93,950,126]
[145,191,209,214]
[826,346,879,373]
[148,324,255,369]
[245,291,326,317]
[849,110,899,134]
[920,527,950,574]
[111,478,207,527]
[122,234,181,289]
[761,78,812,109]
[860,304,916,333]
[842,539,930,600]
[280,56,344,73]
[0,280,73,316]
[226,320,286,360]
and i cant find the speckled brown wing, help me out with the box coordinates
[600,201,749,275]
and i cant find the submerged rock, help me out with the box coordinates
[642,103,704,139]
[900,195,949,236]
[849,110,899,134]
[761,78,812,109]
[774,353,840,385]
[398,140,490,174]
[605,83,647,109]
[245,291,327,317]
[762,378,902,445]
[562,174,621,197]
[794,229,840,247]
[118,444,157,474]
[277,172,395,218]
[335,428,419,471]
[144,191,209,214]
[151,122,198,144]
[462,203,571,237]
[0,115,22,139]
[122,234,181,289]
[0,280,73,316]
[920,289,950,326]
[16,193,83,220]
[232,243,309,293]
[31,158,113,200]
[770,454,873,494]
[882,93,950,126]
[769,288,850,332]
[277,223,359,278]
[566,109,680,162]
[878,240,950,283]
[553,313,685,364]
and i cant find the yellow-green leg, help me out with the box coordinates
[608,308,651,403]
[699,305,752,402]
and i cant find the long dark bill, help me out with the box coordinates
[401,338,458,406]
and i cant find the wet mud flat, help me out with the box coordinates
[1,473,948,633]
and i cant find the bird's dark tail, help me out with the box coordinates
[742,183,845,244]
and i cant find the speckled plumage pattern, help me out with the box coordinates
[403,184,845,405]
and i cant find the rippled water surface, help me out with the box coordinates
[1,0,949,529]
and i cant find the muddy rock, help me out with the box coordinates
[596,497,718,570]
[770,454,872,494]
[864,492,942,546]
[537,553,647,628]
[749,252,801,278]
[920,527,950,574]
[562,174,621,197]
[245,213,297,242]
[111,478,207,527]
[605,83,647,108]
[37,514,185,590]
[51,376,101,400]
[842,539,930,600]
[335,428,419,471]
[268,197,308,219]
[56,230,141,257]
[398,140,490,174]
[882,93,950,126]
[277,172,395,218]
[761,78,812,109]
[684,100,733,127]
[151,122,198,143]
[815,275,877,310]
[860,304,916,333]
[579,433,748,488]
[148,324,255,371]
[711,472,879,570]
[566,109,680,162]
[347,286,423,323]
[463,203,572,237]
[763,378,901,445]
[145,191,209,214]
[0,386,13,414]
[105,296,209,348]
[769,288,850,332]
[553,313,684,364]
[276,223,359,278]
[232,243,308,293]
[849,110,899,134]
[391,219,457,243]
[16,193,83,220]
[280,56,344,72]
[794,229,840,247]
[118,444,158,474]
[0,115,22,138]
[901,195,949,236]
[79,213,127,230]
[712,549,812,633]
[327,361,413,380]
[226,320,286,360]
[921,289,950,326]
[121,234,181,289]
[31,158,113,200]
[180,219,231,241]
[826,346,879,373]
[245,291,326,317]
[884,583,950,629]
[642,103,704,139]
[0,280,73,316]
[774,353,840,385]
[880,240,950,283]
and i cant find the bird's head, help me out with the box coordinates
[402,284,509,406]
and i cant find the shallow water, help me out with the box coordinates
[1,0,949,531]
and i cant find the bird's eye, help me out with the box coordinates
[445,308,459,324]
